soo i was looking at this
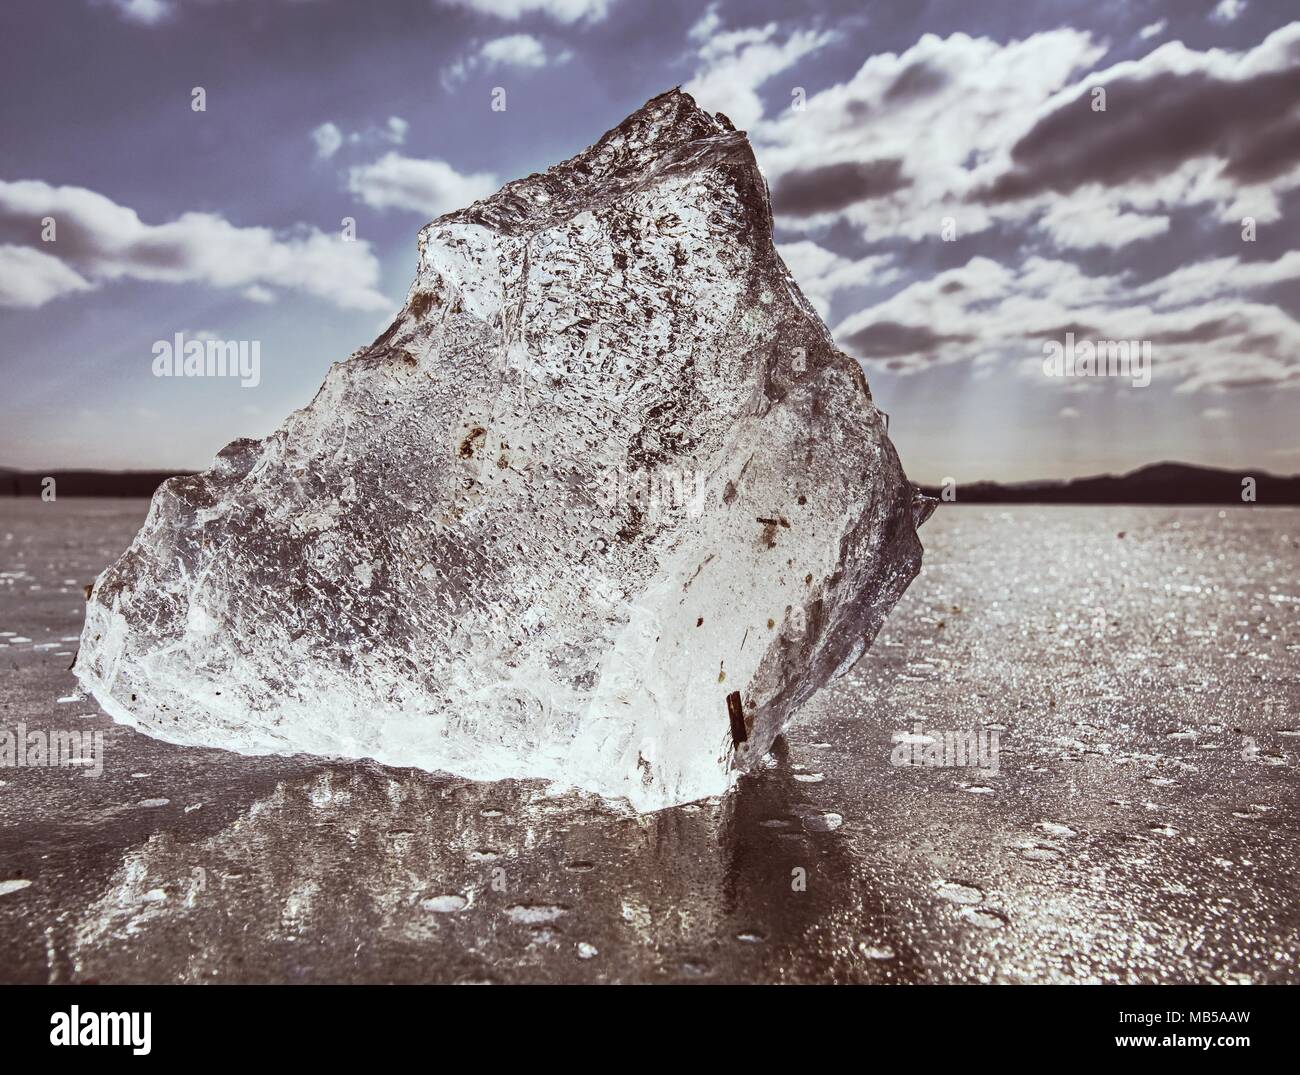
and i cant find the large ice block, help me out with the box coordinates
[75,89,932,811]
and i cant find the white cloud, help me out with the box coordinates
[311,122,344,160]
[750,25,1300,253]
[1038,197,1170,250]
[434,0,614,23]
[0,179,392,311]
[684,17,838,130]
[729,23,1300,398]
[482,33,549,68]
[754,30,1106,239]
[1139,20,1167,40]
[1211,0,1247,23]
[104,0,171,24]
[688,4,722,43]
[347,153,498,215]
[1140,251,1300,307]
[101,0,319,24]
[442,33,571,88]
[1059,406,1080,419]
[385,116,409,145]
[777,239,896,319]
[831,252,1300,393]
[102,0,616,28]
[0,246,94,308]
[311,116,409,158]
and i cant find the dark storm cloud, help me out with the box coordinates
[976,65,1300,203]
[842,320,972,358]
[1237,331,1288,358]
[1155,315,1248,344]
[1225,113,1300,183]
[0,206,117,263]
[884,60,949,101]
[1210,373,1289,389]
[1024,321,1099,339]
[773,158,908,216]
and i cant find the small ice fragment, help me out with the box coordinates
[1022,846,1061,861]
[1036,822,1076,837]
[801,812,842,832]
[934,880,984,905]
[961,907,1008,929]
[421,894,468,913]
[506,904,567,924]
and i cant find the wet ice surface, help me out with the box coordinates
[1,498,1297,983]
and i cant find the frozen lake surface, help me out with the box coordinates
[1,498,1297,983]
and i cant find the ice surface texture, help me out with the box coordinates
[75,90,932,811]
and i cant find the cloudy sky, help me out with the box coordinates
[1,0,1297,483]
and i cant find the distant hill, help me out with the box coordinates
[916,462,1300,505]
[0,468,192,497]
[2,461,1297,503]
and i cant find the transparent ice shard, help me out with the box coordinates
[75,90,932,811]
